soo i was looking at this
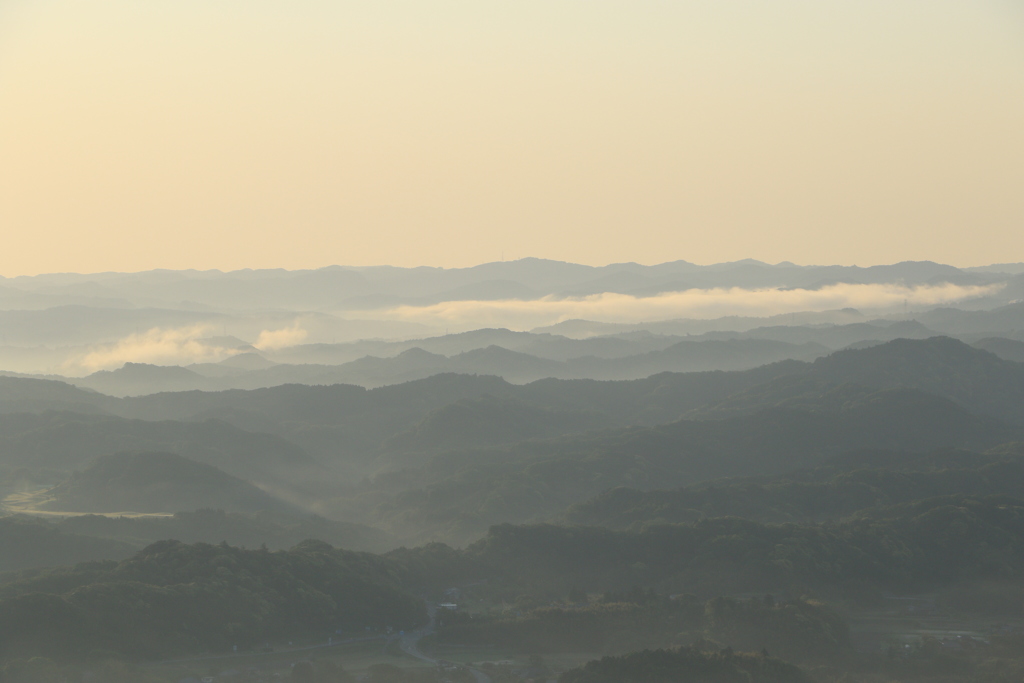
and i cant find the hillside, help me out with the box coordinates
[75,363,213,397]
[344,386,1023,545]
[40,452,289,514]
[0,412,322,490]
[694,336,1024,424]
[0,540,426,661]
[457,495,1024,596]
[384,395,608,453]
[809,336,1024,424]
[0,376,112,415]
[562,448,1024,528]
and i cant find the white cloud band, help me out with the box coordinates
[373,282,1002,331]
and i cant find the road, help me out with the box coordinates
[398,607,492,683]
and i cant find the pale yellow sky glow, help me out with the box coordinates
[1,1,1022,276]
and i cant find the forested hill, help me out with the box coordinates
[8,492,1023,662]
[40,452,290,514]
[2,337,1021,473]
[346,386,1022,545]
[0,540,426,662]
[562,447,1024,528]
[2,336,1024,549]
[698,336,1024,424]
[459,494,1024,597]
[0,412,320,488]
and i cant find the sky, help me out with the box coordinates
[1,1,1022,276]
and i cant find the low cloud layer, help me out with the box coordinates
[64,322,309,374]
[65,325,236,374]
[254,324,308,351]
[374,282,1003,332]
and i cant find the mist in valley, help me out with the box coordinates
[3,1,1024,681]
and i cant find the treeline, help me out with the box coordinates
[0,540,426,662]
[0,509,395,574]
[563,448,1024,527]
[5,494,1024,664]
[451,494,1024,598]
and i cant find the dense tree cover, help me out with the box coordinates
[456,495,1024,597]
[699,336,1024,425]
[0,540,426,662]
[558,646,812,683]
[5,338,1024,549]
[563,450,1024,527]
[0,509,395,573]
[346,387,1021,545]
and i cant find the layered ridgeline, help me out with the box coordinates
[2,259,1014,315]
[62,338,831,394]
[320,338,1024,544]
[0,260,1019,354]
[8,318,1024,396]
[2,337,1024,548]
[6,336,1023,471]
[12,447,1024,594]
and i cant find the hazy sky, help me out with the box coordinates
[1,1,1022,276]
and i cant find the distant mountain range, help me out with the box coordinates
[3,258,1020,311]
[0,259,1021,378]
[2,334,1024,549]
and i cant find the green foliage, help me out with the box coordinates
[356,386,1022,545]
[0,540,426,662]
[458,495,1024,596]
[563,451,1024,528]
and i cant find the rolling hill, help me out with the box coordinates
[40,452,290,514]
